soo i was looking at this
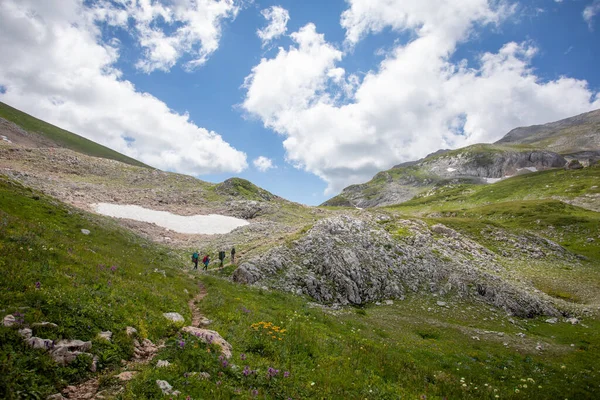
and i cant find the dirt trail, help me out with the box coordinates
[189,282,208,327]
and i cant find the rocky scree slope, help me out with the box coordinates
[233,214,570,317]
[496,108,600,153]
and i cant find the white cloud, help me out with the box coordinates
[92,0,242,72]
[243,0,600,194]
[253,156,275,171]
[257,6,290,46]
[584,1,600,29]
[0,0,247,175]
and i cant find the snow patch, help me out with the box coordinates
[93,203,249,234]
[446,167,456,172]
[1,135,12,143]
[484,178,503,184]
[517,167,538,172]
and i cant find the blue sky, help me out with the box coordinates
[1,0,599,205]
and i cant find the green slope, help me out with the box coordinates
[1,176,600,399]
[0,102,150,168]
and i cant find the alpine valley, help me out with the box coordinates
[1,101,599,399]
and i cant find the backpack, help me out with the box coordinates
[192,252,199,261]
[202,255,208,263]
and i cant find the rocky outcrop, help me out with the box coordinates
[233,215,559,317]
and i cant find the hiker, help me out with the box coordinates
[202,254,210,271]
[191,251,199,270]
[218,250,226,267]
[231,246,236,263]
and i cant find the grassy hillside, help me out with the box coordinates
[389,163,600,215]
[0,177,194,398]
[2,176,599,398]
[0,102,150,168]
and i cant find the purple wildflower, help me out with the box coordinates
[179,340,185,348]
[216,380,221,386]
[243,366,251,376]
[267,367,279,378]
[35,281,41,289]
[251,389,259,397]
[222,360,229,368]
[110,265,117,272]
[284,371,290,378]
[240,353,246,361]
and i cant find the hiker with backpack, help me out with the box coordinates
[202,254,210,271]
[218,250,226,267]
[231,246,236,263]
[191,251,199,270]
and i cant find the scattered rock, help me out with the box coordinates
[116,371,138,381]
[472,336,480,341]
[156,360,171,368]
[125,326,138,337]
[156,380,174,395]
[198,317,212,326]
[545,317,558,324]
[181,326,233,359]
[163,312,184,323]
[536,343,543,351]
[384,300,394,306]
[32,322,58,329]
[97,331,113,341]
[516,333,526,338]
[26,337,54,350]
[55,339,92,352]
[565,159,583,170]
[436,301,447,307]
[133,338,160,362]
[565,317,580,325]
[46,394,66,400]
[3,314,17,327]
[197,372,211,380]
[18,328,32,339]
[81,229,91,235]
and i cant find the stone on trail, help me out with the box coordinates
[545,317,558,324]
[46,394,67,400]
[163,312,185,323]
[181,326,233,359]
[81,229,91,235]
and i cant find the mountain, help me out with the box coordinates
[0,101,149,168]
[496,108,600,153]
[323,109,600,208]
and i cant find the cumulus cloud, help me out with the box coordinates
[0,0,247,175]
[92,0,242,72]
[257,6,290,46]
[584,1,600,29]
[242,0,600,194]
[253,156,275,171]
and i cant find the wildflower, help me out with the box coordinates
[243,366,251,376]
[222,360,229,368]
[216,380,221,385]
[267,367,279,377]
[110,265,117,272]
[515,389,520,393]
[310,382,315,386]
[251,389,259,396]
[179,340,186,348]
[284,371,290,378]
[241,353,246,361]
[35,281,41,289]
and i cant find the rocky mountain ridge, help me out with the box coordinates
[324,109,600,208]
